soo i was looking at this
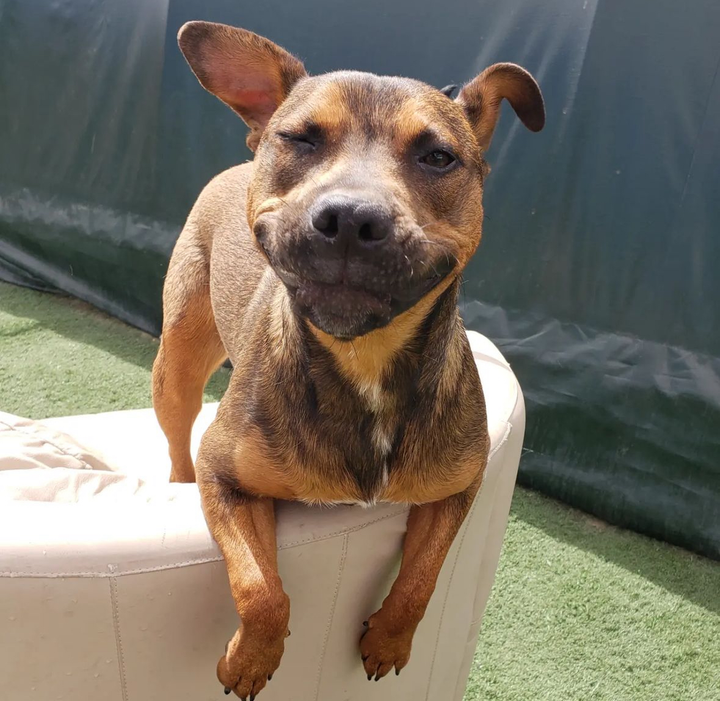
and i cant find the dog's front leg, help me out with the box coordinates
[197,450,289,700]
[360,477,482,681]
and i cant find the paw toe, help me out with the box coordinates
[376,662,394,679]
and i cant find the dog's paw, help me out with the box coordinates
[217,626,286,699]
[359,612,414,681]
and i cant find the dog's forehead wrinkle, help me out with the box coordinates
[296,72,444,124]
[280,76,471,162]
[320,70,427,92]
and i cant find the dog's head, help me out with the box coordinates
[179,22,544,340]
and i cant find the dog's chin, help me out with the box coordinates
[292,281,394,340]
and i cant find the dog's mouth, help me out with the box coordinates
[296,281,392,315]
[285,271,448,339]
[256,216,457,339]
[289,280,393,339]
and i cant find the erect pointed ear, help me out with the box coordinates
[456,63,545,152]
[178,21,307,151]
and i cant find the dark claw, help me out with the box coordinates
[267,674,273,681]
[367,674,373,681]
[396,668,401,676]
[361,655,370,662]
[224,688,232,696]
[250,694,255,701]
[362,621,369,627]
[375,673,381,682]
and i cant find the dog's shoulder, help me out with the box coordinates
[197,162,254,209]
[185,162,254,247]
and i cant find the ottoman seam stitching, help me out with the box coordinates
[0,508,410,579]
[0,425,511,578]
[279,508,409,548]
[423,486,482,701]
[0,461,515,578]
[109,575,129,701]
[314,532,349,700]
[488,422,511,461]
[0,557,224,579]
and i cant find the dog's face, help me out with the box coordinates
[250,73,489,339]
[179,22,544,339]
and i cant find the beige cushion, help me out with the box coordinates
[0,412,110,472]
[0,330,524,701]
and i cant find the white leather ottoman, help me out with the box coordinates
[0,330,524,701]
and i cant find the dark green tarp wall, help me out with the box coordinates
[1,0,718,558]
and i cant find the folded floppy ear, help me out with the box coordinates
[178,21,307,150]
[456,63,545,152]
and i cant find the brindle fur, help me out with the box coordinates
[152,21,544,698]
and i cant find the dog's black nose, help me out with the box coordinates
[310,195,392,245]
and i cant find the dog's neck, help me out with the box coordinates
[260,276,472,502]
[303,276,462,394]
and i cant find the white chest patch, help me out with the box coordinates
[356,380,394,489]
[358,380,384,414]
[372,423,393,457]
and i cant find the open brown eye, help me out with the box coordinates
[420,150,456,169]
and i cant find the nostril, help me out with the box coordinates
[324,214,339,237]
[358,223,372,241]
[313,210,339,238]
[312,198,391,243]
[358,222,384,242]
[358,221,387,242]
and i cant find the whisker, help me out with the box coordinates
[416,239,453,253]
[403,254,414,279]
[415,241,460,268]
[308,174,324,190]
[418,258,441,278]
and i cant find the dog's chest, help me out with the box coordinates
[337,378,399,504]
[358,380,394,472]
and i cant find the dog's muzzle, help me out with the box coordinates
[254,194,454,339]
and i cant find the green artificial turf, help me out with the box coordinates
[0,282,228,418]
[1,281,719,701]
[467,492,720,701]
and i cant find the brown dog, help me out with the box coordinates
[152,20,544,699]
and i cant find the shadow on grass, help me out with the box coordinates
[511,486,720,615]
[0,283,229,400]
